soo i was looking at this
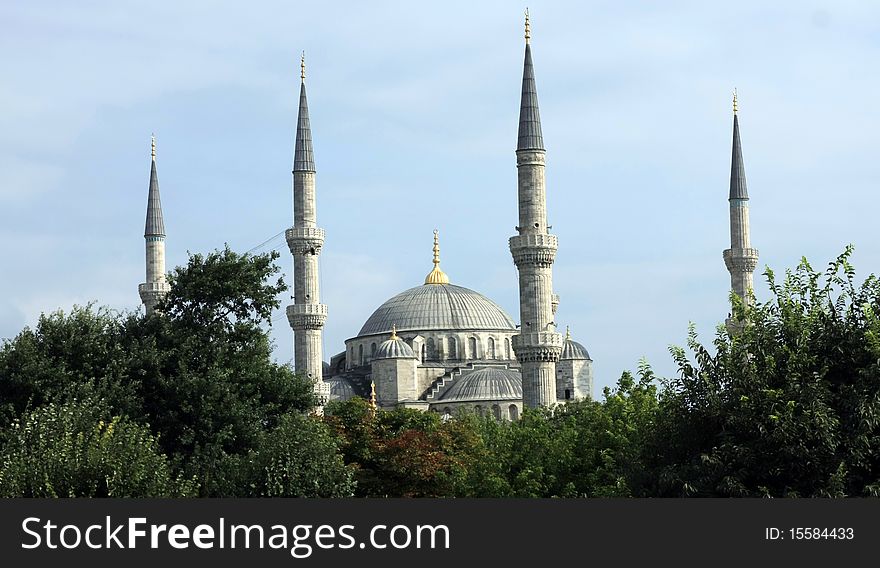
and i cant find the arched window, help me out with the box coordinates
[488,337,496,359]
[468,337,478,359]
[508,405,519,421]
[474,405,482,416]
[370,342,377,360]
[358,344,364,365]
[505,338,511,359]
[426,338,436,359]
[447,337,457,359]
[492,404,501,420]
[421,343,427,361]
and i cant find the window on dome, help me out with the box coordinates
[447,337,457,359]
[505,338,511,359]
[508,405,519,421]
[488,337,496,359]
[468,337,478,359]
[358,345,364,365]
[427,338,436,359]
[492,404,501,420]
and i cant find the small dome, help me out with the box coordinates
[326,378,355,401]
[374,337,416,359]
[439,367,522,403]
[561,339,591,360]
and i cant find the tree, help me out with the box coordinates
[0,399,193,497]
[654,247,880,497]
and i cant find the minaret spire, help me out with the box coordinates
[517,11,544,152]
[723,90,759,325]
[287,54,329,412]
[509,12,563,408]
[139,135,170,315]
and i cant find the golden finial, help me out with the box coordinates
[524,8,531,44]
[424,229,450,285]
[565,326,571,341]
[390,324,398,340]
[300,51,306,82]
[369,381,377,411]
[733,88,738,115]
[151,134,156,160]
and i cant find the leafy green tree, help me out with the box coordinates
[654,247,880,496]
[0,399,193,497]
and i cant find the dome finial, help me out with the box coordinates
[390,324,398,340]
[300,51,306,83]
[424,229,450,285]
[733,88,738,115]
[524,8,530,44]
[565,325,571,341]
[151,134,156,160]
[369,381,377,411]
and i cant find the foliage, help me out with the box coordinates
[0,399,193,497]
[654,246,880,497]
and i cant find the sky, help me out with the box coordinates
[2,1,879,395]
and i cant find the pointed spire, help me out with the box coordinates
[517,11,544,151]
[729,91,748,200]
[424,229,450,285]
[293,53,315,172]
[145,135,165,237]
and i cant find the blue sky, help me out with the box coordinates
[2,1,879,394]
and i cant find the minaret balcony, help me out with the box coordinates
[286,227,325,255]
[511,331,564,363]
[138,281,171,294]
[286,303,328,330]
[509,234,558,267]
[723,248,759,272]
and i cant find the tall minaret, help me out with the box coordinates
[138,135,171,315]
[722,90,759,320]
[509,11,563,408]
[286,54,330,408]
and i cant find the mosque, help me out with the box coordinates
[136,13,756,418]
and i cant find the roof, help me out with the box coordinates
[439,367,523,403]
[144,158,165,237]
[729,114,748,200]
[326,377,355,402]
[293,82,315,172]
[374,337,416,359]
[517,43,544,151]
[357,284,516,337]
[561,338,591,361]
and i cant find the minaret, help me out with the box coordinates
[509,11,563,408]
[722,90,759,321]
[138,135,171,315]
[286,54,330,409]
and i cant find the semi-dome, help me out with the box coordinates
[439,367,523,403]
[374,328,417,359]
[358,284,516,337]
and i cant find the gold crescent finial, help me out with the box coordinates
[565,326,571,341]
[733,88,738,115]
[424,229,450,285]
[390,324,398,340]
[369,381,377,411]
[151,134,156,160]
[300,51,306,82]
[525,8,531,44]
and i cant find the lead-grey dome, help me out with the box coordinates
[358,284,516,337]
[326,377,355,402]
[439,367,523,403]
[375,337,416,359]
[561,339,591,360]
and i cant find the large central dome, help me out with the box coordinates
[358,284,516,337]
